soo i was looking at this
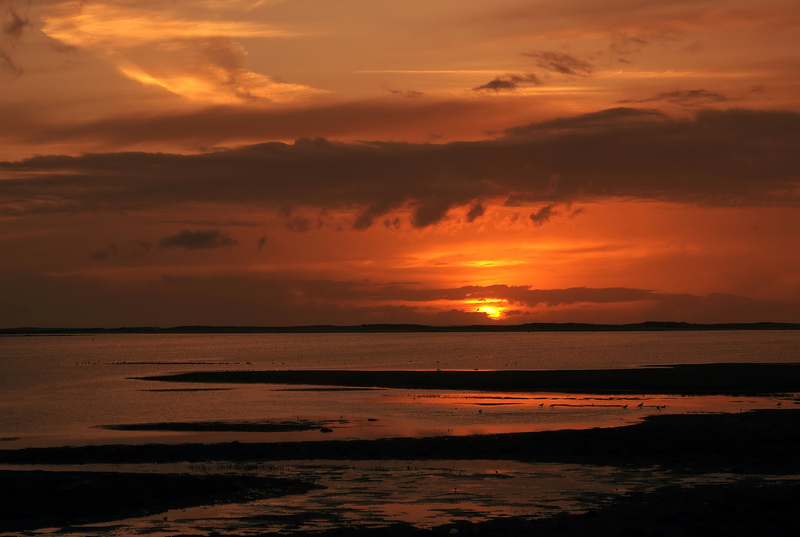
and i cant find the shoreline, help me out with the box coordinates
[3,409,800,535]
[4,362,799,535]
[137,363,800,395]
[4,409,799,474]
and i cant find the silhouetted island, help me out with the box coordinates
[2,321,799,335]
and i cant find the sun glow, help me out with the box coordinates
[473,304,505,320]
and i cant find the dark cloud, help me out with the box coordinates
[503,107,667,136]
[465,203,485,223]
[610,34,649,57]
[364,284,659,307]
[0,49,20,74]
[88,241,151,260]
[3,8,28,39]
[0,98,497,150]
[159,230,238,249]
[256,236,267,250]
[285,215,311,233]
[386,88,424,98]
[354,200,401,231]
[411,199,454,228]
[383,216,402,230]
[3,270,797,327]
[619,89,728,106]
[523,51,594,75]
[1,6,29,75]
[473,72,541,92]
[89,244,117,261]
[530,204,557,226]
[125,241,151,258]
[2,108,799,228]
[569,207,584,219]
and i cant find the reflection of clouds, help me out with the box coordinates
[41,1,324,103]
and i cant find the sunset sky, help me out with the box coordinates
[1,0,799,327]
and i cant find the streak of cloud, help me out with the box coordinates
[473,72,541,92]
[1,4,30,74]
[0,98,501,150]
[523,51,594,75]
[159,229,238,249]
[530,204,558,226]
[39,1,323,103]
[465,203,485,223]
[285,215,312,233]
[89,244,117,261]
[3,270,798,327]
[2,108,799,228]
[619,89,728,106]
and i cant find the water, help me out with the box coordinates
[1,331,797,448]
[1,331,798,535]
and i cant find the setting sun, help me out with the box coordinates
[473,304,505,321]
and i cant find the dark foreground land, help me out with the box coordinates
[296,478,800,537]
[0,471,320,533]
[3,409,800,535]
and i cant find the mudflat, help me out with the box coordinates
[137,362,800,395]
[4,410,800,473]
[0,470,321,533]
[2,363,799,535]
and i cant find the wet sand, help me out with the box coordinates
[3,364,799,535]
[2,410,800,534]
[0,470,321,533]
[4,410,800,473]
[98,418,340,433]
[138,362,800,395]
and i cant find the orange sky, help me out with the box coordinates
[1,0,799,327]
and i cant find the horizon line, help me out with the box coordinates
[2,321,799,335]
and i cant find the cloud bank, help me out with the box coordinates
[2,108,798,229]
[2,270,798,327]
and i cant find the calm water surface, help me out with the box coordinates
[1,331,798,447]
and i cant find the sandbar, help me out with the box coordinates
[137,363,800,395]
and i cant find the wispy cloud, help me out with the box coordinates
[530,204,558,226]
[40,1,323,103]
[523,51,594,75]
[1,4,30,75]
[41,2,292,47]
[159,229,238,249]
[619,89,728,106]
[473,72,541,92]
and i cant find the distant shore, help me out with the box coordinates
[2,321,799,335]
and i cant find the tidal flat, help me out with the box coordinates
[2,363,800,536]
[3,409,800,535]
